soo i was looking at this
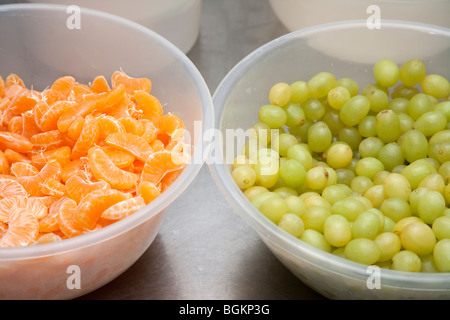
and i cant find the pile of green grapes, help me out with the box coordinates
[231,58,450,273]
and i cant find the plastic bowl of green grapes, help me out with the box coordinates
[209,20,450,299]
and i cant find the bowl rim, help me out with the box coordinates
[209,19,450,290]
[0,3,214,259]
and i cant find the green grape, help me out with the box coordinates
[325,143,353,169]
[409,187,430,215]
[322,109,346,136]
[289,118,313,143]
[301,192,332,210]
[331,197,366,222]
[389,97,409,113]
[305,166,332,192]
[272,133,298,157]
[413,110,447,137]
[364,185,385,208]
[375,109,401,143]
[429,129,450,145]
[299,229,332,252]
[391,84,419,100]
[397,112,414,133]
[257,147,279,160]
[366,88,389,113]
[358,115,376,138]
[273,186,298,198]
[249,122,272,147]
[399,59,427,86]
[321,184,352,205]
[380,197,412,222]
[373,59,400,88]
[421,254,439,273]
[401,159,437,189]
[361,82,389,96]
[285,194,307,216]
[439,161,450,184]
[251,191,281,210]
[254,155,279,188]
[366,208,385,233]
[339,95,371,126]
[332,247,346,259]
[429,141,450,164]
[307,72,336,99]
[383,216,396,233]
[407,93,433,120]
[359,137,384,158]
[377,142,404,171]
[269,82,292,106]
[432,216,450,241]
[290,80,310,104]
[323,214,352,247]
[391,250,422,272]
[355,157,384,180]
[374,232,401,262]
[327,86,351,110]
[232,155,254,170]
[399,221,436,256]
[338,126,362,151]
[244,185,269,202]
[350,175,373,194]
[259,196,289,223]
[400,129,428,163]
[232,165,257,190]
[351,210,381,239]
[383,173,411,201]
[418,190,445,224]
[278,213,305,237]
[283,102,306,127]
[372,170,390,185]
[324,167,337,186]
[347,194,373,210]
[303,98,326,120]
[417,173,445,194]
[336,77,359,96]
[307,121,332,153]
[258,104,287,128]
[335,168,356,186]
[286,144,313,171]
[344,238,381,265]
[421,74,450,99]
[279,158,307,189]
[433,101,450,122]
[433,239,450,272]
[302,206,331,233]
[392,164,407,174]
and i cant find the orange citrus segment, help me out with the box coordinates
[56,197,84,237]
[16,160,61,196]
[10,162,39,177]
[65,172,110,203]
[71,115,99,159]
[105,132,153,162]
[137,181,161,205]
[0,208,39,247]
[141,151,187,185]
[0,131,33,153]
[111,71,151,95]
[0,177,28,199]
[101,196,146,220]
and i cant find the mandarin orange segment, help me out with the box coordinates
[71,115,99,159]
[60,158,88,183]
[0,131,33,153]
[111,71,151,95]
[10,162,39,177]
[101,146,135,168]
[0,150,9,175]
[56,197,84,237]
[44,75,75,105]
[96,115,126,140]
[3,149,31,164]
[137,181,161,205]
[157,113,185,138]
[141,151,187,185]
[9,90,37,115]
[0,195,48,222]
[35,232,62,244]
[134,90,163,120]
[8,116,23,134]
[90,75,110,94]
[22,110,42,140]
[76,188,131,230]
[0,208,39,247]
[16,160,61,196]
[30,145,71,169]
[39,100,77,132]
[65,172,110,203]
[40,178,66,198]
[0,177,28,199]
[88,147,139,190]
[105,132,153,162]
[66,116,85,141]
[101,196,146,220]
[140,119,158,144]
[5,74,25,88]
[30,130,65,150]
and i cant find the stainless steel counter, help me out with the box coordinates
[77,0,325,300]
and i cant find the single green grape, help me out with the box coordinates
[307,121,332,153]
[380,197,412,222]
[417,173,445,194]
[338,126,362,151]
[407,93,433,120]
[438,161,450,184]
[421,74,450,99]
[259,196,289,224]
[251,191,281,210]
[358,115,376,138]
[305,166,332,192]
[399,59,427,87]
[278,213,305,237]
[418,190,445,224]
[351,210,381,239]
[244,185,269,202]
[429,141,450,164]
[364,184,385,208]
[272,133,298,157]
[301,192,332,211]
[322,109,346,136]
[269,82,291,106]
[339,95,371,127]
[433,101,450,122]
[374,232,401,262]
[323,214,352,247]
[331,197,367,222]
[383,216,396,233]
[273,186,298,198]
[359,137,384,158]
[335,168,356,187]
[391,250,422,272]
[383,173,411,201]
[375,109,401,143]
[249,122,272,147]
[254,155,279,188]
[373,59,400,88]
[399,221,436,256]
[366,88,389,113]
[429,129,450,145]
[397,112,415,133]
[344,238,381,265]
[336,77,359,96]
[372,170,390,185]
[302,206,331,233]
[350,175,373,194]
[421,254,439,273]
[258,104,287,129]
[307,72,336,99]
[391,84,419,100]
[286,144,313,171]
[433,239,450,272]
[325,143,353,169]
[283,102,306,127]
[432,216,450,241]
[327,86,351,110]
[232,165,257,190]
[377,142,405,171]
[413,110,447,137]
[290,80,310,104]
[401,159,437,189]
[400,129,428,163]
[389,97,409,114]
[355,157,385,180]
[303,98,326,121]
[285,194,307,216]
[279,158,307,189]
[321,184,352,205]
[299,229,332,252]
[361,82,389,96]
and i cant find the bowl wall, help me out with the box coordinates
[210,20,450,299]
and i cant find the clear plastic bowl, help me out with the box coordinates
[0,4,213,299]
[210,20,450,299]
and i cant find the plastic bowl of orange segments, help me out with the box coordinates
[209,20,450,299]
[0,4,213,299]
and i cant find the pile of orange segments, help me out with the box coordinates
[0,71,189,247]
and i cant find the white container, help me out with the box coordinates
[20,0,202,53]
[269,0,450,31]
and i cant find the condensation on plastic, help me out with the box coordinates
[210,20,450,300]
[0,4,213,299]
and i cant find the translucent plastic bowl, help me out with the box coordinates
[0,4,213,299]
[210,20,450,299]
